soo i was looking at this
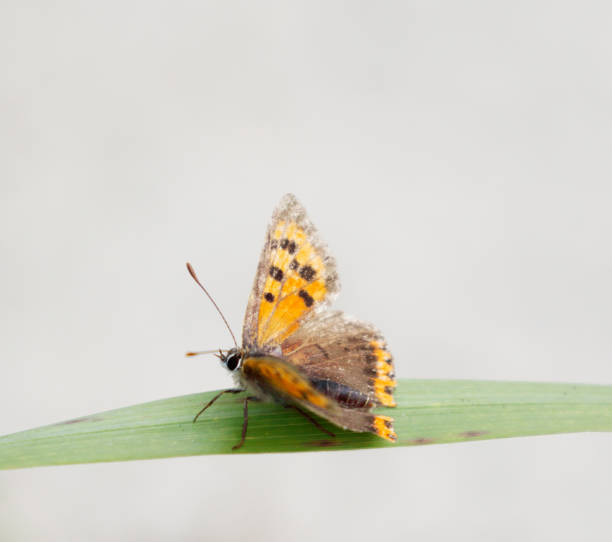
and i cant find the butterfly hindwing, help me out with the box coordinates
[241,355,396,442]
[281,311,397,408]
[242,194,340,352]
[317,408,397,442]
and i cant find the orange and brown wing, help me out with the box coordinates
[281,311,397,408]
[241,355,396,442]
[241,355,337,410]
[242,194,340,352]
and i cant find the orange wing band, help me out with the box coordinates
[242,356,332,409]
[372,415,397,442]
[370,340,396,407]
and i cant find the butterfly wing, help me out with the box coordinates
[240,354,396,442]
[280,310,397,441]
[281,310,397,408]
[242,194,340,352]
[241,355,340,412]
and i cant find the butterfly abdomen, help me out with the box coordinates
[309,378,373,409]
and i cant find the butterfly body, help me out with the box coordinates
[195,194,397,447]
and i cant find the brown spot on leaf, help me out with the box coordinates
[60,416,100,425]
[460,430,489,438]
[410,437,435,445]
[305,439,340,447]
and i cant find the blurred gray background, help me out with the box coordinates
[2,1,611,540]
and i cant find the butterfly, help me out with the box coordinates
[188,194,396,449]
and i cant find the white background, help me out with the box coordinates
[2,2,611,540]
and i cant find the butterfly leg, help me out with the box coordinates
[232,395,258,451]
[285,404,336,438]
[193,388,243,423]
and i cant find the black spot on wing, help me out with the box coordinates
[299,265,316,281]
[298,289,314,307]
[289,259,300,271]
[264,292,275,302]
[270,239,279,249]
[280,238,297,254]
[269,266,284,281]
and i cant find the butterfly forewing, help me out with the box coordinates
[242,194,340,352]
[240,355,339,412]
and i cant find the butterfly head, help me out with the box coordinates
[219,348,243,372]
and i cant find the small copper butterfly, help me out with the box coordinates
[188,194,396,449]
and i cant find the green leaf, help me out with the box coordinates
[1,380,611,469]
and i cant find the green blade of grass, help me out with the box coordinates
[1,379,611,469]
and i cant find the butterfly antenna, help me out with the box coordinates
[186,262,239,350]
[186,349,227,357]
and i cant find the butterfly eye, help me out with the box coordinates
[224,352,242,372]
